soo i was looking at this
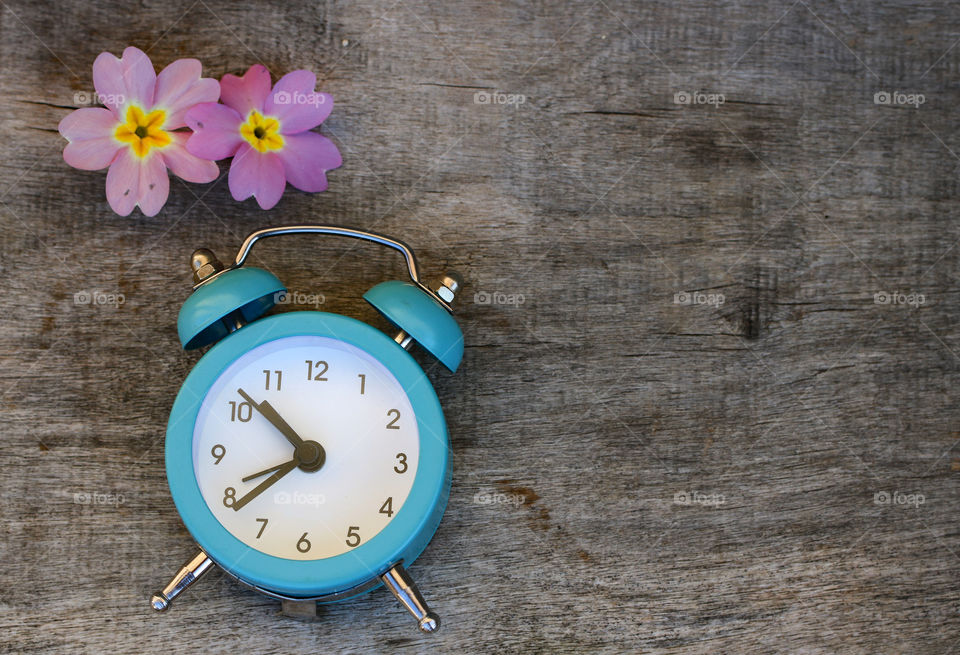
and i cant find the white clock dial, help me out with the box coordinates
[191,335,419,560]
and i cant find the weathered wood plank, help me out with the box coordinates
[1,0,959,652]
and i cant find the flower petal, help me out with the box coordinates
[276,131,341,192]
[59,107,115,140]
[263,70,333,134]
[92,52,126,117]
[228,143,286,209]
[153,58,199,106]
[184,102,244,160]
[220,64,271,117]
[162,133,220,183]
[92,47,156,117]
[121,47,156,109]
[153,58,220,129]
[63,138,121,171]
[105,149,140,216]
[105,149,170,216]
[137,152,169,216]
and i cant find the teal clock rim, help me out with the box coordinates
[165,311,450,597]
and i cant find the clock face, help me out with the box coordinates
[192,335,420,561]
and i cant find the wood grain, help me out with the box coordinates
[1,1,959,652]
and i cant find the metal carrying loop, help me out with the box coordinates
[228,225,452,312]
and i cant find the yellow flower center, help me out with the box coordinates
[114,106,171,158]
[240,111,284,153]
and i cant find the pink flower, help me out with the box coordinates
[184,65,342,210]
[57,47,221,217]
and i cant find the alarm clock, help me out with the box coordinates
[150,225,464,633]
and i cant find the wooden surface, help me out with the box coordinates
[1,1,959,652]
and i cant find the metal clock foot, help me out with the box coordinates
[151,551,215,611]
[281,599,318,618]
[380,563,440,634]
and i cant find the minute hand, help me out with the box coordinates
[237,388,305,449]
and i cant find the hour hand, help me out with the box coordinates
[232,458,298,511]
[237,388,305,448]
[242,461,291,482]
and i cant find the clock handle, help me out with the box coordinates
[380,563,440,634]
[185,223,465,368]
[228,224,453,313]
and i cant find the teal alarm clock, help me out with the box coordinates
[150,225,464,633]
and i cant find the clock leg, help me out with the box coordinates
[280,599,318,618]
[150,550,215,611]
[380,563,440,634]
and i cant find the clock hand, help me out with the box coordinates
[236,388,326,473]
[232,458,299,511]
[237,388,305,449]
[241,461,290,482]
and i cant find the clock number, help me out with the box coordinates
[346,526,361,547]
[255,518,268,539]
[358,373,366,395]
[228,400,252,422]
[211,444,225,464]
[223,487,236,508]
[263,369,282,390]
[394,453,408,474]
[297,532,311,553]
[386,409,401,430]
[305,360,328,381]
[379,497,394,517]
